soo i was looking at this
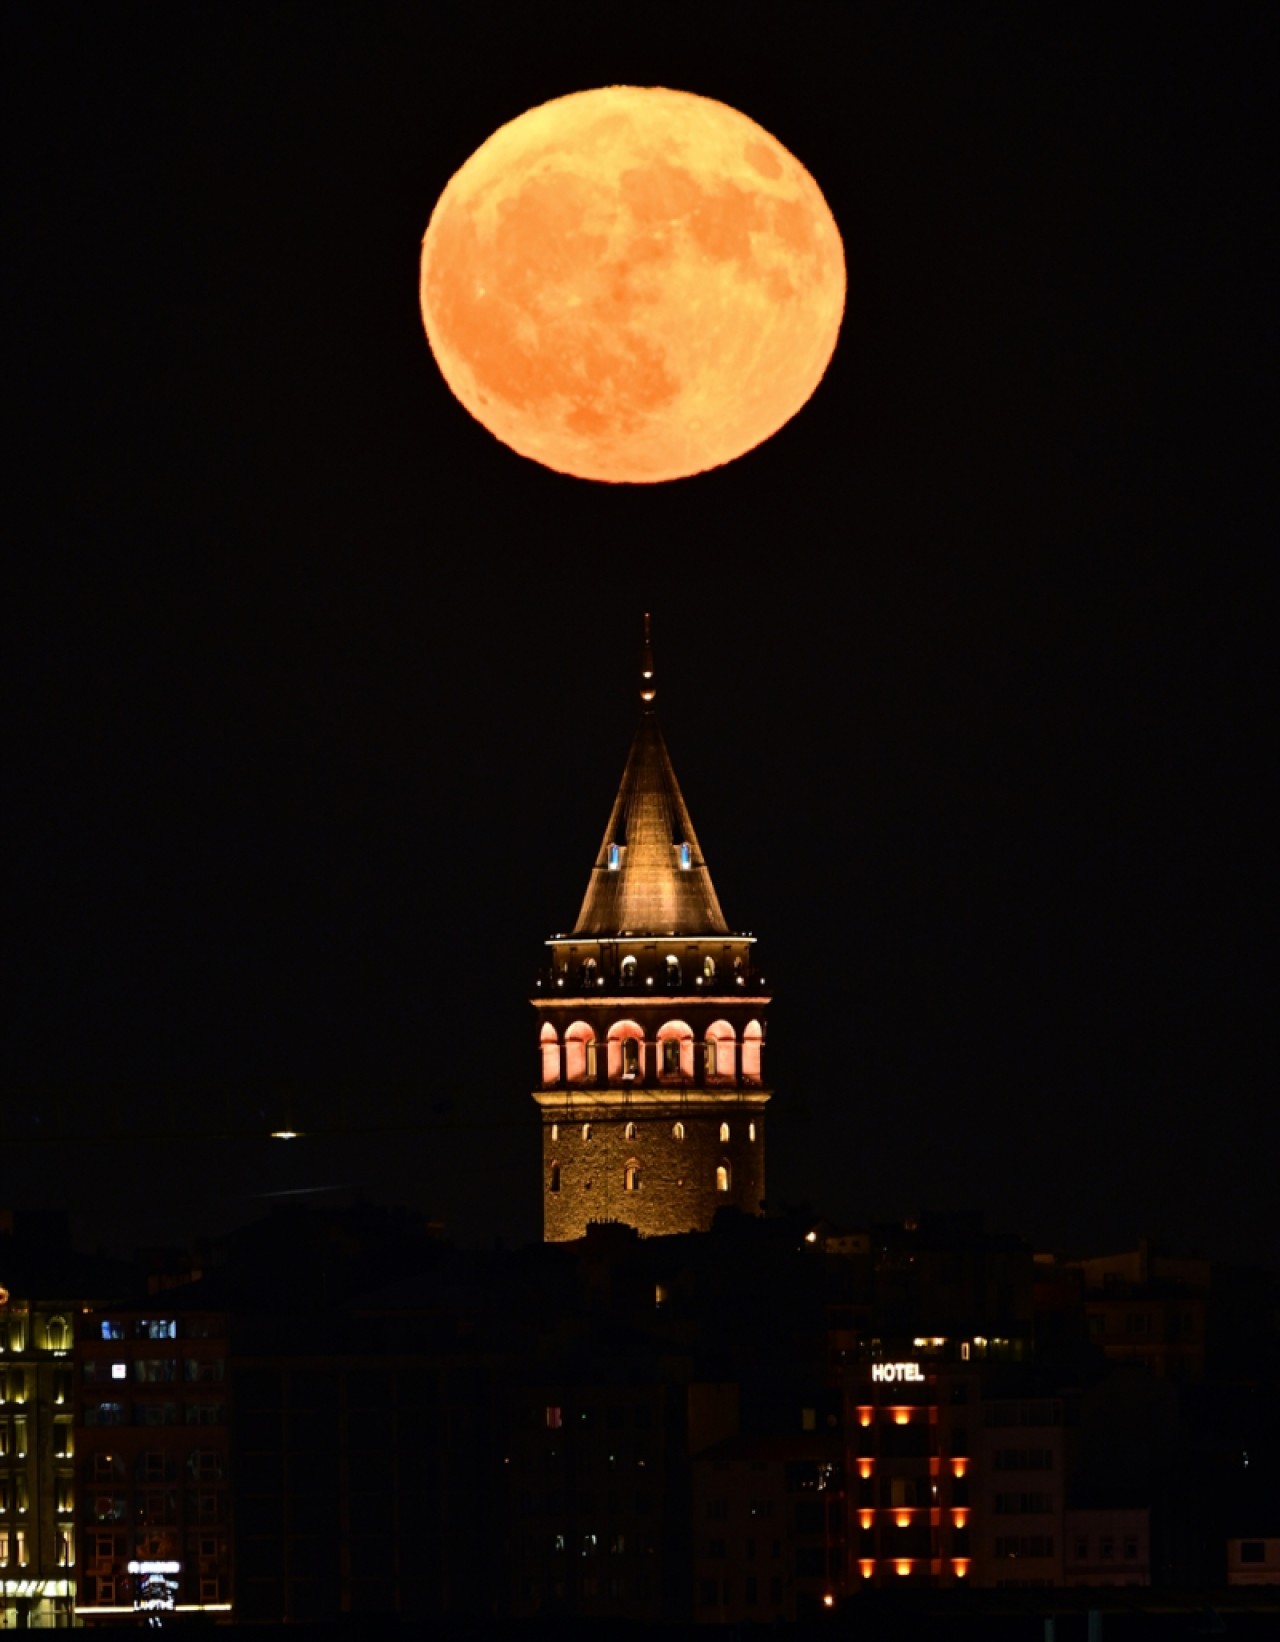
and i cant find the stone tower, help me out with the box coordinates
[532,618,772,1240]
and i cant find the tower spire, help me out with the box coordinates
[640,611,656,708]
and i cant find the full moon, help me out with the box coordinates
[419,86,845,483]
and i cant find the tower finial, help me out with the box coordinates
[640,611,656,708]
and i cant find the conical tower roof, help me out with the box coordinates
[571,619,730,939]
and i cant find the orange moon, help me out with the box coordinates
[419,86,845,483]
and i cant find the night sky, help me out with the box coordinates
[9,6,1273,1265]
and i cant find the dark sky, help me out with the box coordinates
[9,6,1273,1265]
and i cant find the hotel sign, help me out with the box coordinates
[871,1362,924,1383]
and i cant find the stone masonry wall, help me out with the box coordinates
[541,1099,766,1241]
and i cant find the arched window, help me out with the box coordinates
[624,1121,637,1141]
[620,955,638,989]
[673,1121,685,1141]
[624,1161,641,1192]
[46,1315,70,1351]
[742,1020,763,1083]
[550,1122,559,1142]
[716,1164,731,1193]
[581,957,598,988]
[549,1161,561,1193]
[748,1122,756,1142]
[539,1023,561,1086]
[705,1020,736,1084]
[565,1022,597,1083]
[703,955,716,981]
[665,954,681,989]
[607,1020,645,1080]
[719,1121,730,1143]
[582,1123,592,1142]
[657,1020,694,1081]
[541,1018,561,1083]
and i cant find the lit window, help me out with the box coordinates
[679,843,691,870]
[625,1121,637,1140]
[622,1038,640,1078]
[673,1122,685,1141]
[546,1406,562,1429]
[539,1023,561,1086]
[550,1122,559,1141]
[608,844,621,871]
[625,1163,641,1192]
[716,1165,730,1193]
[703,956,716,980]
[748,1122,756,1141]
[719,1122,730,1143]
[663,1040,681,1075]
[582,1123,592,1142]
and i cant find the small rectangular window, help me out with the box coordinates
[608,844,621,871]
[546,1406,562,1429]
[679,843,691,870]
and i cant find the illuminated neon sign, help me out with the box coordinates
[871,1362,924,1382]
[128,1561,180,1611]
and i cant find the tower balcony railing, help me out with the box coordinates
[540,1066,764,1094]
[534,968,768,997]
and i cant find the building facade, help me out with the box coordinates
[74,1302,232,1624]
[0,1293,77,1629]
[533,623,771,1241]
